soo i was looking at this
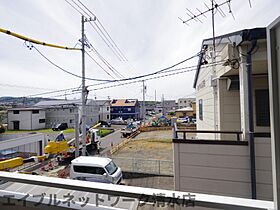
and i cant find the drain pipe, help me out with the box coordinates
[246,39,257,199]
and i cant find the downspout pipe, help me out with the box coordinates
[246,39,257,199]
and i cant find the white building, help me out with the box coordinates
[34,99,102,128]
[93,100,111,122]
[7,108,46,130]
[35,100,79,128]
[177,98,195,109]
[173,27,274,202]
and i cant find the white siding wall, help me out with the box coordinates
[31,110,46,130]
[173,138,273,206]
[196,61,215,139]
[8,110,45,130]
[45,107,77,128]
[196,43,233,139]
[218,79,241,140]
[99,105,111,122]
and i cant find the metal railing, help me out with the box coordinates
[112,157,173,176]
[173,123,243,141]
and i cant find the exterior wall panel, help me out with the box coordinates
[173,138,273,203]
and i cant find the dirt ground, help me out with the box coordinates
[113,130,173,161]
[134,130,172,141]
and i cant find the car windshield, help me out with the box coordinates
[105,161,118,175]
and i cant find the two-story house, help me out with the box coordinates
[110,99,140,120]
[7,108,46,130]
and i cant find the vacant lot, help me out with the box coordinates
[114,130,173,161]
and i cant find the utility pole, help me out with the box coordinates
[162,94,165,115]
[81,15,87,156]
[80,16,95,156]
[142,80,146,125]
[75,113,79,158]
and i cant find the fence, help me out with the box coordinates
[111,157,173,176]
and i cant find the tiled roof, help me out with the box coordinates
[111,99,138,107]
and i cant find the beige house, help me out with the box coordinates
[173,27,274,204]
[193,28,269,140]
[175,107,195,118]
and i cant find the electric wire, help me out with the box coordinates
[85,51,116,79]
[40,60,227,98]
[77,0,128,61]
[68,0,123,61]
[24,59,226,98]
[84,37,125,78]
[31,42,202,82]
[0,27,81,51]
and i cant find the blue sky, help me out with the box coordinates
[0,0,279,101]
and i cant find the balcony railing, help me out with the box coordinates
[0,172,274,209]
[173,123,243,141]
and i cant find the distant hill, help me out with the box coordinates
[0,97,58,106]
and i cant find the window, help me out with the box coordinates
[13,110,19,114]
[107,107,109,111]
[70,119,73,124]
[39,119,45,123]
[107,115,110,119]
[255,89,270,126]
[105,161,118,175]
[73,166,105,175]
[127,108,131,111]
[32,110,39,114]
[199,99,203,120]
[70,108,73,113]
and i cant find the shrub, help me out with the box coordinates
[0,124,5,133]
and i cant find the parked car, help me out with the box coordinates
[98,120,111,127]
[177,117,189,123]
[52,123,68,131]
[111,117,125,125]
[70,156,122,184]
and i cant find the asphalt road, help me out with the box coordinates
[88,124,125,156]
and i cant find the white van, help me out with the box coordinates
[70,156,122,184]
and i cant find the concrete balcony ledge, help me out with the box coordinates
[0,172,275,210]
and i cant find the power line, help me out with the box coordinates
[84,37,125,78]
[66,0,124,61]
[85,51,116,79]
[77,0,128,61]
[31,44,113,82]
[0,27,81,51]
[30,42,202,82]
[45,60,226,98]
[24,59,226,98]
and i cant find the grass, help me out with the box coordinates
[5,128,75,134]
[98,129,114,137]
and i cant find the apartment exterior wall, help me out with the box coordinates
[99,105,111,122]
[111,105,140,120]
[173,138,273,201]
[195,62,216,139]
[45,107,77,128]
[218,79,241,140]
[196,42,269,140]
[178,98,195,109]
[7,110,45,130]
